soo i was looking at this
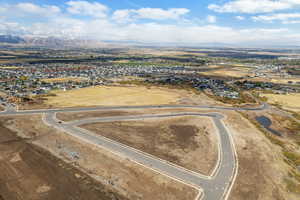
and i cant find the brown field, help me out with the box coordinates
[80,116,218,175]
[126,48,206,56]
[3,115,198,200]
[268,78,300,85]
[199,66,251,78]
[0,66,22,69]
[0,119,126,200]
[248,77,300,85]
[41,77,87,83]
[223,110,299,200]
[44,85,211,108]
[261,93,300,112]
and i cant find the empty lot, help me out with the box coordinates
[80,116,218,175]
[3,115,198,200]
[45,85,184,108]
[0,118,125,200]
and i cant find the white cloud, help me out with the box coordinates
[0,19,27,35]
[253,13,300,24]
[235,16,245,20]
[112,8,189,22]
[66,1,108,18]
[207,15,217,23]
[208,0,300,14]
[15,17,300,45]
[112,10,132,23]
[0,3,61,18]
[0,1,300,46]
[16,3,60,15]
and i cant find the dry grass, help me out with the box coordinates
[3,115,198,200]
[45,85,184,107]
[199,66,251,78]
[0,118,127,200]
[261,93,300,112]
[41,77,87,83]
[0,66,22,69]
[269,78,300,85]
[223,110,297,200]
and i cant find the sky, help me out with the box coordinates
[1,0,300,46]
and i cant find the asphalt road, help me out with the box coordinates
[44,111,235,200]
[0,103,268,200]
[0,102,268,116]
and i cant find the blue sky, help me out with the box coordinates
[1,0,300,46]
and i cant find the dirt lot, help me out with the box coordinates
[80,116,218,175]
[3,115,198,200]
[43,85,212,108]
[261,93,300,112]
[0,119,126,200]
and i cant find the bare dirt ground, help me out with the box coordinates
[3,115,198,200]
[222,110,299,200]
[0,118,126,200]
[80,116,218,175]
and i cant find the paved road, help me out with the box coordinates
[0,103,268,200]
[44,111,236,200]
[0,103,268,116]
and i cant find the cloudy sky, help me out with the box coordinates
[1,0,300,46]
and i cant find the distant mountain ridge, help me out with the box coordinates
[1,34,300,49]
[0,35,25,43]
[0,35,108,48]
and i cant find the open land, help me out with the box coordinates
[221,110,299,200]
[57,106,300,200]
[80,116,218,175]
[0,118,127,200]
[199,66,252,78]
[1,46,300,200]
[2,115,198,200]
[261,93,300,112]
[42,85,213,108]
[41,77,88,83]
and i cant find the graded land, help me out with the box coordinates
[80,116,218,175]
[1,115,198,200]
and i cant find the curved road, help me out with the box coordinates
[0,102,268,200]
